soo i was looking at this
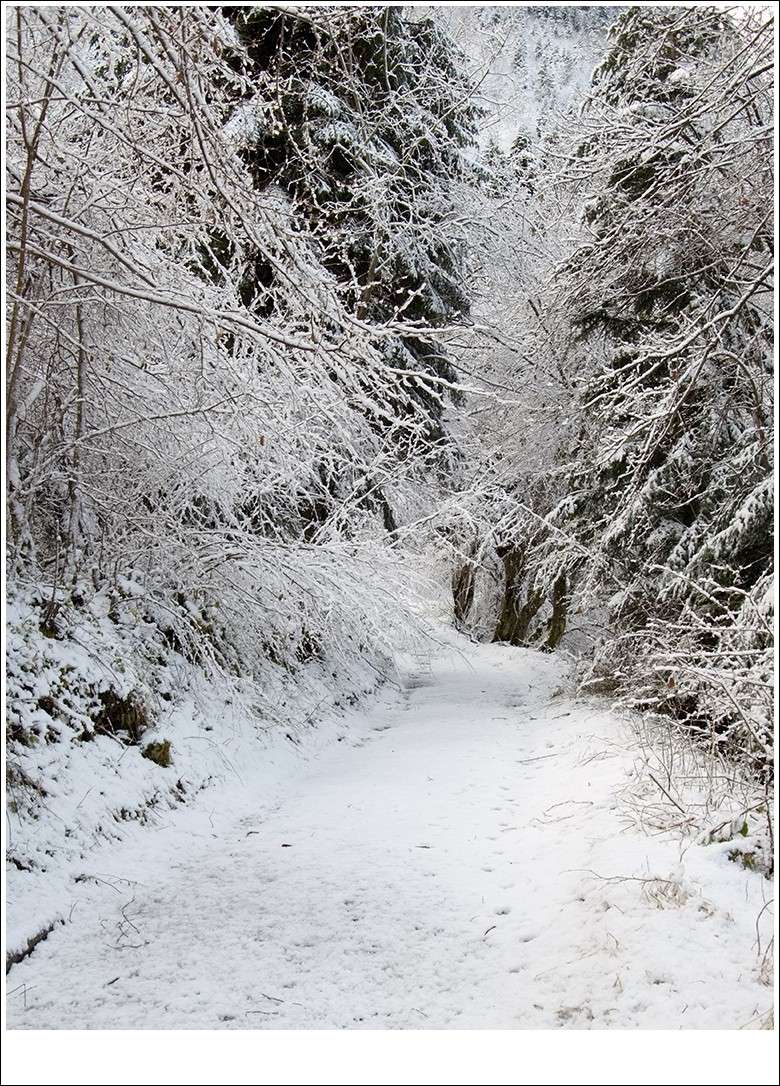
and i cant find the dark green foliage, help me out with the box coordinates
[538,6,773,760]
[591,6,726,106]
[224,6,477,447]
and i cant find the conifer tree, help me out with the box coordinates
[225,6,477,452]
[530,6,773,762]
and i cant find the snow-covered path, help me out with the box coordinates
[7,642,772,1029]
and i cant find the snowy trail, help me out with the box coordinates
[7,642,772,1029]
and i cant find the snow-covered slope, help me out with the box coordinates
[7,636,772,1029]
[5,584,390,964]
[441,4,619,149]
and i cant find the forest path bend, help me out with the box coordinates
[7,642,771,1029]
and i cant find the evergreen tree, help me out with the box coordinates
[508,132,536,192]
[539,6,773,761]
[224,5,478,452]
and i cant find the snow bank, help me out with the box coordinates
[6,583,390,962]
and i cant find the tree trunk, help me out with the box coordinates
[452,554,476,627]
[67,266,87,554]
[378,488,397,539]
[492,548,543,646]
[544,572,569,651]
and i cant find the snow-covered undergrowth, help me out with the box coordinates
[6,559,437,964]
[6,633,773,1029]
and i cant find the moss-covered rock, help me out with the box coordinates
[94,689,149,744]
[142,739,172,768]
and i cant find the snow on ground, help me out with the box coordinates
[6,637,773,1029]
[5,584,388,964]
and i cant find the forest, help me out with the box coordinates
[4,2,776,1048]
